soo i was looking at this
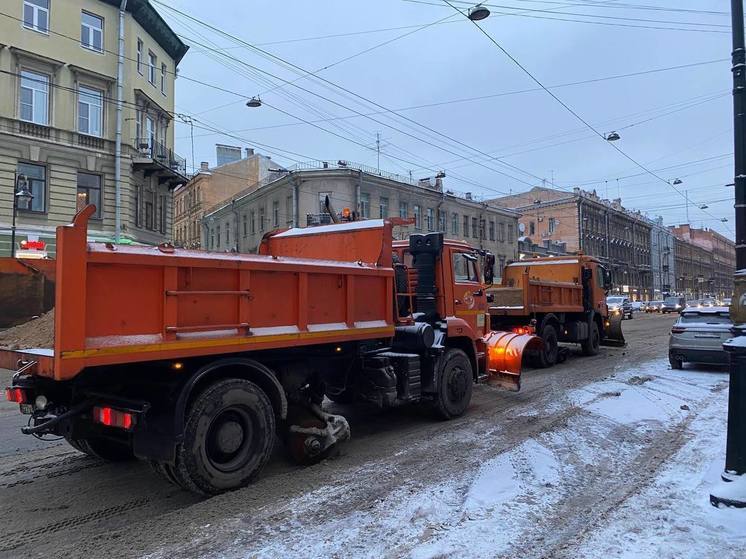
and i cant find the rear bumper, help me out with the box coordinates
[669,347,728,364]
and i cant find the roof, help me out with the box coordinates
[101,0,189,64]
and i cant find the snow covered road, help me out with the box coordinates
[2,313,744,558]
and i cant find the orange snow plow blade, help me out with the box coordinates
[482,331,544,392]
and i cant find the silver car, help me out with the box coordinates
[668,307,732,369]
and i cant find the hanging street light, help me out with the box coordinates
[246,97,262,108]
[673,178,683,185]
[10,174,34,258]
[467,4,490,21]
[605,131,621,142]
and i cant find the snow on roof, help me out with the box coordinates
[273,219,385,238]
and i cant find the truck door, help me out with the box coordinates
[451,250,487,335]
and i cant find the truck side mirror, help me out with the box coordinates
[603,269,612,291]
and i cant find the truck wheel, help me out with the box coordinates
[539,325,559,367]
[669,355,683,370]
[66,437,134,461]
[581,321,600,356]
[432,348,473,419]
[173,378,275,495]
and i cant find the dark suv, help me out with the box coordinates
[661,296,686,314]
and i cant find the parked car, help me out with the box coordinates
[661,296,686,314]
[722,297,732,307]
[668,307,733,369]
[607,296,633,320]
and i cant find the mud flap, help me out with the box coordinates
[482,331,544,392]
[601,312,626,347]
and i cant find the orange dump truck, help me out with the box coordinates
[3,206,540,494]
[488,255,625,368]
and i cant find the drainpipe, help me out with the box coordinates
[292,175,299,227]
[114,0,128,243]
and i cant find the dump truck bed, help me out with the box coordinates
[17,207,398,381]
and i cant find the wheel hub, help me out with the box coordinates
[448,367,467,402]
[215,420,244,454]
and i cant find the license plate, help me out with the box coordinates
[694,334,719,339]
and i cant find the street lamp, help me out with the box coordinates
[246,97,262,108]
[605,131,621,142]
[467,4,490,21]
[10,174,33,258]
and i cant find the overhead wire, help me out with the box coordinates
[441,0,734,233]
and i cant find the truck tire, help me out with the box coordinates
[172,378,275,495]
[66,436,134,461]
[432,348,473,419]
[538,324,559,368]
[581,321,600,356]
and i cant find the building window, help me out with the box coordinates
[160,63,167,95]
[137,39,144,74]
[243,214,247,237]
[463,215,469,237]
[548,217,557,234]
[250,210,256,234]
[134,185,141,227]
[318,192,331,214]
[426,208,434,231]
[451,212,458,235]
[148,51,157,85]
[529,221,535,235]
[19,70,49,125]
[216,225,221,249]
[272,200,279,227]
[78,85,103,137]
[489,220,495,241]
[379,196,389,219]
[399,201,408,219]
[438,211,446,232]
[76,172,101,218]
[413,205,421,230]
[23,0,48,33]
[479,219,486,240]
[360,192,370,218]
[286,195,293,226]
[259,207,265,232]
[145,195,154,230]
[508,223,514,242]
[225,222,230,245]
[81,12,103,52]
[159,196,167,234]
[210,228,214,249]
[498,223,505,242]
[17,162,46,212]
[471,217,478,239]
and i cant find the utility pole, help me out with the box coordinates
[711,0,746,508]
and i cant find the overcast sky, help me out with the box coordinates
[157,0,735,237]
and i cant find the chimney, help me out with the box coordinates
[200,161,209,172]
[245,147,254,157]
[465,192,472,200]
[434,177,443,191]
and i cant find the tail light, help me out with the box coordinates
[92,406,136,430]
[671,326,686,334]
[512,325,535,335]
[5,387,29,404]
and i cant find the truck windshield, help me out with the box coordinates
[664,297,681,305]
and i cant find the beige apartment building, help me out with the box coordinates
[201,162,520,278]
[0,0,188,255]
[173,149,273,248]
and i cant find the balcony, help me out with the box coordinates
[131,137,188,188]
[306,213,334,226]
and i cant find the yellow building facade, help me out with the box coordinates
[0,0,188,254]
